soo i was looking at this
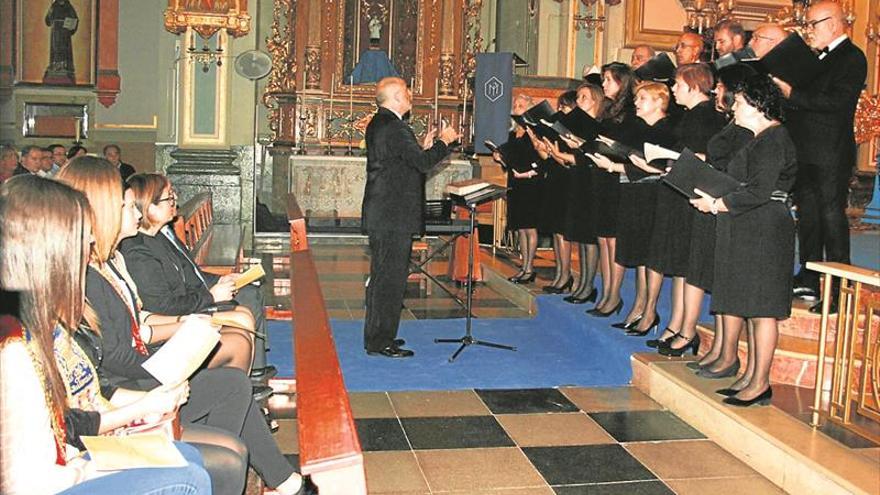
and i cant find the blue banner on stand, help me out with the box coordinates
[474,53,514,154]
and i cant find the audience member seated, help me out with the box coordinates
[103,144,136,183]
[121,173,273,381]
[48,143,68,176]
[13,145,44,176]
[67,145,88,160]
[0,144,18,182]
[0,175,212,495]
[58,159,314,494]
[117,173,256,373]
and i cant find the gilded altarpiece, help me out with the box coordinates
[259,0,481,219]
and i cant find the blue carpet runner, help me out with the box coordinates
[267,272,714,391]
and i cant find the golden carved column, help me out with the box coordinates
[264,0,298,148]
[303,0,322,90]
[438,0,456,96]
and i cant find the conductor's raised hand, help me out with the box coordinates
[438,122,460,145]
[421,127,439,149]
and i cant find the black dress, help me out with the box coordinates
[685,123,753,291]
[647,100,727,276]
[711,125,797,319]
[592,110,638,238]
[539,156,570,235]
[565,152,596,244]
[615,117,677,268]
[505,132,544,231]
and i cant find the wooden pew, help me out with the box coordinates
[287,194,367,495]
[173,192,213,265]
[172,192,243,275]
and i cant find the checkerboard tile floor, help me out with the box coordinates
[269,387,785,494]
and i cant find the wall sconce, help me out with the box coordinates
[187,31,224,73]
[572,0,607,39]
[680,0,736,33]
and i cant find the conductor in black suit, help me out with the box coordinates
[362,77,459,358]
[772,1,867,312]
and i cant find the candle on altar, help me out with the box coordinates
[461,78,468,140]
[74,118,80,143]
[349,77,354,125]
[433,78,440,127]
[328,74,335,134]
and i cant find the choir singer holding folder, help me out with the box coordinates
[770,1,867,313]
[689,75,797,408]
[361,77,459,358]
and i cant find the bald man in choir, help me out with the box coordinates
[361,77,460,358]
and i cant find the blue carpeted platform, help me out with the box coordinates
[267,269,713,391]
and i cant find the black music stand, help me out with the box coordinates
[435,185,517,362]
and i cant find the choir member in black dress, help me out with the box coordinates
[637,64,726,350]
[690,75,796,407]
[685,64,756,375]
[498,94,543,284]
[587,62,637,317]
[531,92,577,293]
[588,81,677,329]
[551,84,606,303]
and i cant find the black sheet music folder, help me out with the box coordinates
[662,148,742,199]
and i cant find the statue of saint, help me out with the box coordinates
[43,0,78,85]
[369,17,383,42]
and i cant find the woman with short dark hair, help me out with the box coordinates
[690,75,797,407]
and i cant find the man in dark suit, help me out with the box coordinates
[361,77,459,357]
[104,144,137,183]
[772,1,867,313]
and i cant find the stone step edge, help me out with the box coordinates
[631,353,877,495]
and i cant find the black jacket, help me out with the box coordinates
[784,38,867,168]
[360,107,450,234]
[118,231,219,316]
[84,264,157,391]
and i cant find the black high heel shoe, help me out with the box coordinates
[625,312,659,336]
[564,287,598,304]
[593,299,624,318]
[544,276,574,294]
[612,314,642,330]
[723,387,772,407]
[696,359,740,379]
[507,271,526,282]
[646,328,678,348]
[715,387,741,397]
[659,333,701,357]
[512,272,536,284]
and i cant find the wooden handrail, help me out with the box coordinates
[287,194,366,494]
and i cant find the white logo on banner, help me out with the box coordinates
[484,76,504,102]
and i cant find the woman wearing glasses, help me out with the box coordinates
[118,174,256,373]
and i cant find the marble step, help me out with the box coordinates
[632,353,880,495]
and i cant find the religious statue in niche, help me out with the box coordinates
[342,0,419,85]
[43,0,79,85]
[346,0,398,84]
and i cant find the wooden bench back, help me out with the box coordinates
[173,192,213,265]
[287,194,366,495]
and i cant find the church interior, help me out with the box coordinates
[1,0,880,494]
